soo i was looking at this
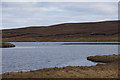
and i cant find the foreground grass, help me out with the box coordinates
[2,54,119,78]
[0,42,15,48]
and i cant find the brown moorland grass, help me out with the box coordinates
[87,54,119,63]
[2,20,119,42]
[2,54,119,78]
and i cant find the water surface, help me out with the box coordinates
[2,42,118,73]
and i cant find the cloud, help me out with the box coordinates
[1,2,118,29]
[40,7,64,12]
[89,3,118,14]
[1,0,119,2]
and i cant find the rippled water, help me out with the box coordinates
[2,42,118,73]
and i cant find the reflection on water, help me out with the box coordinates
[2,42,118,73]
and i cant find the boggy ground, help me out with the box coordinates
[2,55,119,78]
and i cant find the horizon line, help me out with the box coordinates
[1,20,119,30]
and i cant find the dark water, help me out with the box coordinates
[2,42,118,73]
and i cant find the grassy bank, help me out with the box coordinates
[2,54,119,78]
[87,54,119,63]
[63,43,120,45]
[0,42,15,48]
[2,37,118,42]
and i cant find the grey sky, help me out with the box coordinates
[2,2,118,29]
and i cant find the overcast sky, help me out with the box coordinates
[1,2,118,29]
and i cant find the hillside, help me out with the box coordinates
[2,20,119,42]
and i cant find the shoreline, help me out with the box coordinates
[3,40,119,42]
[7,42,120,45]
[2,54,119,78]
[63,43,120,45]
